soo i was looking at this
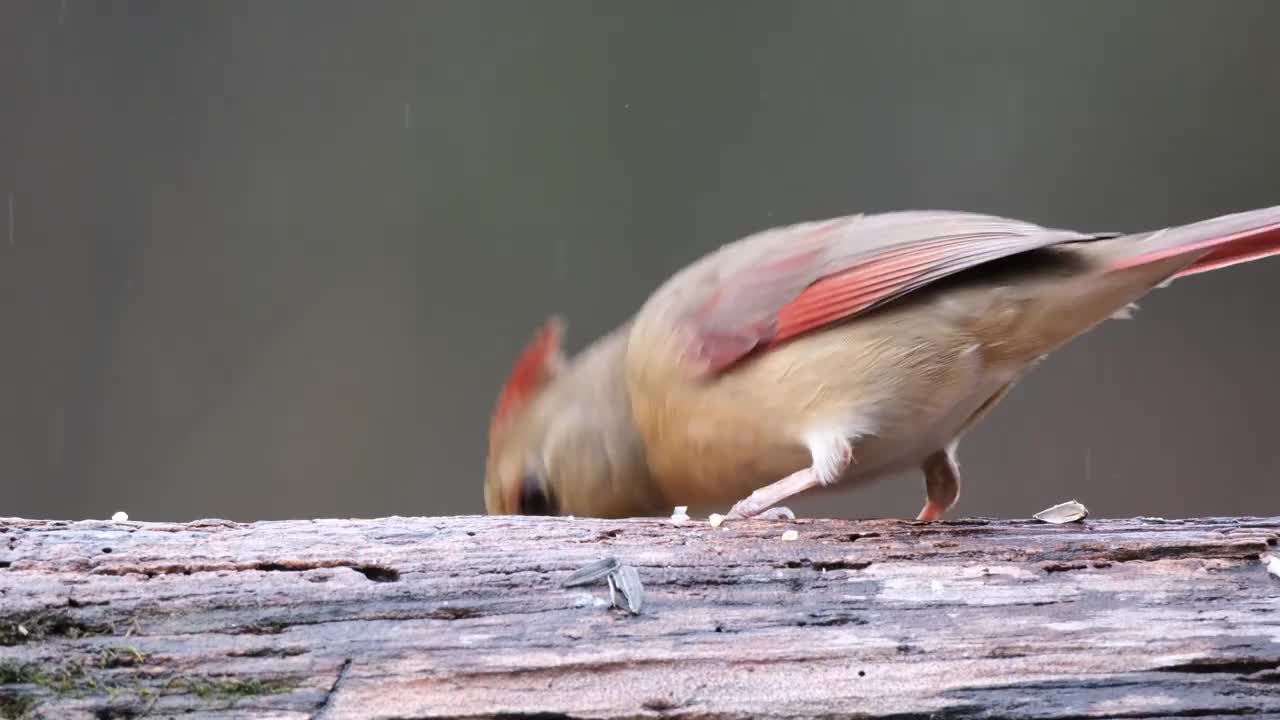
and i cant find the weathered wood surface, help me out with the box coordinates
[1,514,1278,719]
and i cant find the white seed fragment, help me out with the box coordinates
[708,513,724,528]
[1264,555,1280,581]
[781,529,799,542]
[1033,500,1089,524]
[670,505,690,525]
[111,511,129,522]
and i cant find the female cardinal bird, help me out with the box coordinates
[484,205,1280,521]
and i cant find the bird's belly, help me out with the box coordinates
[840,361,1021,483]
[648,416,812,510]
[632,292,1032,510]
[643,353,1021,510]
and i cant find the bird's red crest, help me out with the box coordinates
[489,316,565,447]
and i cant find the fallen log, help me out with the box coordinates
[0,514,1278,719]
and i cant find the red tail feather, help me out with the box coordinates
[1170,225,1280,279]
[1106,208,1280,279]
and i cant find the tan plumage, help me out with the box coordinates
[484,205,1280,520]
[483,321,664,518]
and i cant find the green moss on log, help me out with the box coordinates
[0,611,113,646]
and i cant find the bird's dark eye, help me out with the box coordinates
[518,470,557,516]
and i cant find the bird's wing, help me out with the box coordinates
[677,210,1095,375]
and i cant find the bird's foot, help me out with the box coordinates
[917,448,960,522]
[757,506,797,521]
[722,495,767,520]
[723,435,850,521]
[915,500,948,522]
[723,471,816,520]
[722,499,797,522]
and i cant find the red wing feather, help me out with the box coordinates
[679,206,1280,376]
[684,211,1092,375]
[775,237,1020,342]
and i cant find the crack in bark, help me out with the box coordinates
[312,658,352,720]
[90,559,401,582]
[1099,541,1270,563]
[1153,657,1280,676]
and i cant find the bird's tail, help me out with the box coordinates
[1106,204,1280,280]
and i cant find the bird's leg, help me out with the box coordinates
[916,445,959,521]
[915,380,1017,521]
[724,432,852,520]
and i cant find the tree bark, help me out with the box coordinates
[1,514,1278,719]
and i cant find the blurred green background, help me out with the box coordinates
[2,0,1278,522]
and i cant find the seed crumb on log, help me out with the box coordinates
[0,514,1278,719]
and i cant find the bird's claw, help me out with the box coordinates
[915,501,947,522]
[723,500,796,522]
[757,506,797,521]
